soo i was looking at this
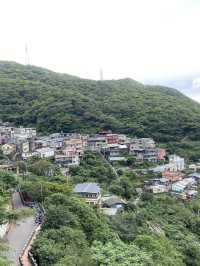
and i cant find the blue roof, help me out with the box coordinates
[74,183,100,194]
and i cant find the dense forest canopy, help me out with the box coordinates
[0,61,200,141]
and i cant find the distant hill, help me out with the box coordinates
[0,61,200,141]
[145,73,200,102]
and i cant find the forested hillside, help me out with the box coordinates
[0,61,200,141]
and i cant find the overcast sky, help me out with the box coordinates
[0,1,200,88]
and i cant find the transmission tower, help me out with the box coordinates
[25,44,30,65]
[100,68,104,81]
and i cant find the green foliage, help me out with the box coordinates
[20,180,72,202]
[0,171,18,265]
[32,193,115,265]
[0,170,17,189]
[1,62,200,142]
[164,140,200,162]
[7,207,35,221]
[28,159,56,177]
[43,193,115,243]
[0,241,9,266]
[135,235,183,266]
[91,238,153,266]
[32,227,94,266]
[70,151,116,186]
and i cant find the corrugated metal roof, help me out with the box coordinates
[74,183,100,193]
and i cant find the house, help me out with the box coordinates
[171,178,196,193]
[103,144,128,159]
[147,184,168,194]
[36,147,55,158]
[102,195,126,209]
[101,195,126,216]
[189,172,200,183]
[129,138,156,151]
[74,183,101,205]
[143,148,158,162]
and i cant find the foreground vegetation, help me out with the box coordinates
[1,61,200,142]
[0,171,18,265]
[1,152,200,265]
[15,153,200,265]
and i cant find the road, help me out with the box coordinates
[5,192,36,266]
[12,192,24,209]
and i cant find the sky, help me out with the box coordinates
[0,0,200,99]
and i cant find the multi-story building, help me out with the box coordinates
[55,153,80,167]
[169,155,185,171]
[36,147,55,159]
[87,135,107,151]
[11,127,36,140]
[64,136,85,156]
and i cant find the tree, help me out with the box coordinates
[20,181,72,202]
[91,239,153,266]
[29,160,55,177]
[135,235,184,266]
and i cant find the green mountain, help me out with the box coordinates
[0,61,200,141]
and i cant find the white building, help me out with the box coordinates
[11,126,36,140]
[36,147,55,158]
[169,155,185,171]
[55,154,80,167]
[22,151,39,160]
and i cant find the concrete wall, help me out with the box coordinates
[0,223,8,238]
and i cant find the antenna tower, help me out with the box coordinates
[25,44,30,65]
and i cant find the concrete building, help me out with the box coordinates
[36,147,55,158]
[171,178,196,193]
[169,154,185,171]
[87,135,107,151]
[55,153,80,167]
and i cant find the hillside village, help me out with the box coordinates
[0,121,200,217]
